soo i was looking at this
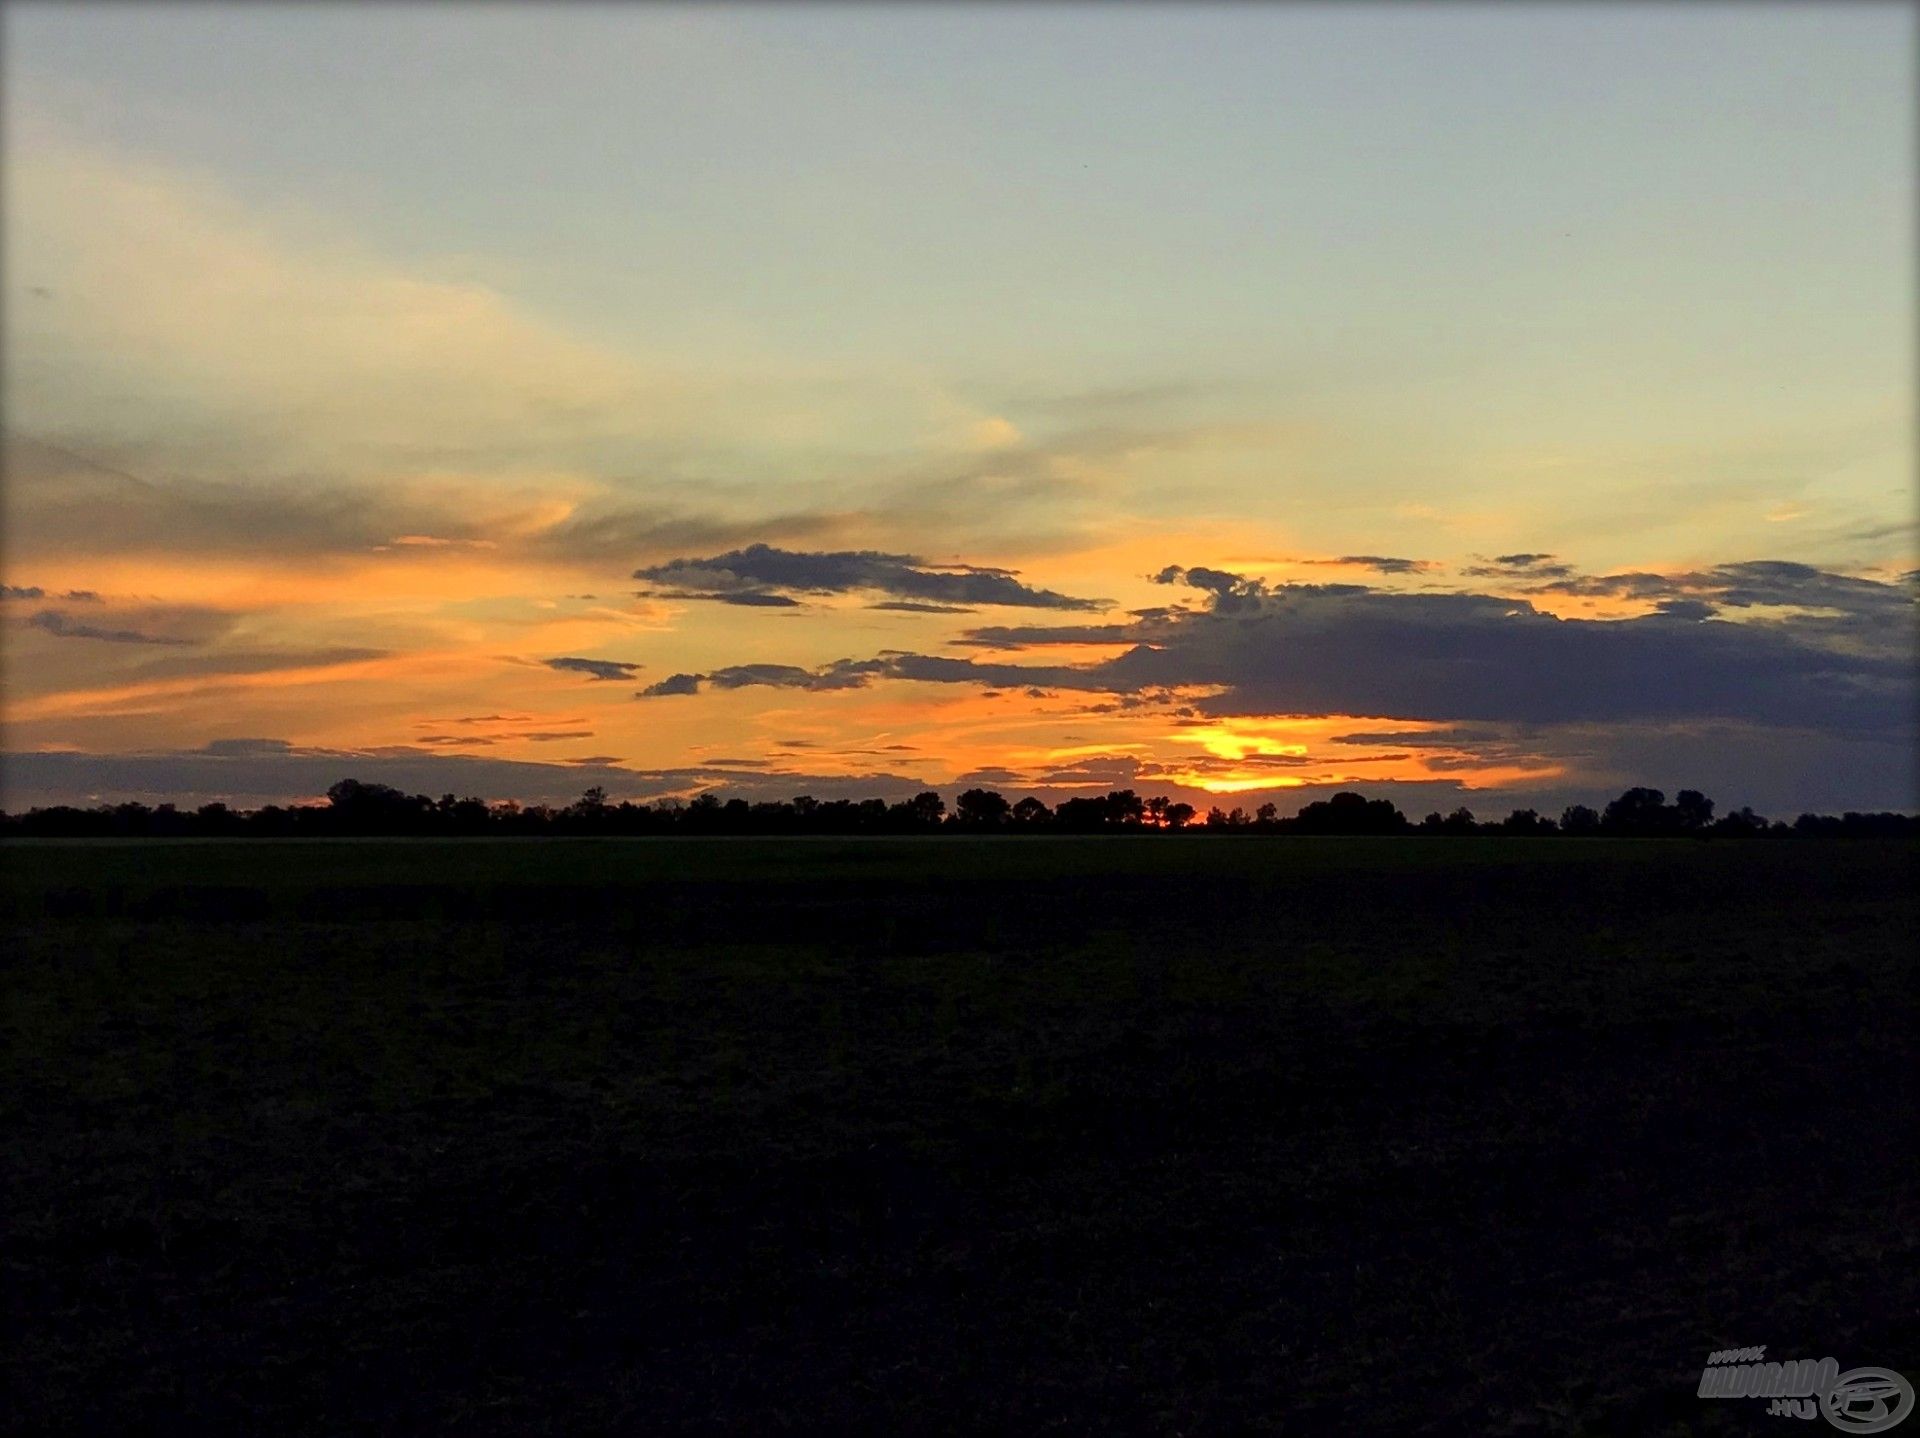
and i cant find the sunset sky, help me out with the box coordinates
[3,3,1914,816]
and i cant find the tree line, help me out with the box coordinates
[0,779,1913,839]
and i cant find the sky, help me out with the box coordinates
[3,2,1914,817]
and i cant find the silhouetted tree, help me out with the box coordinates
[1498,808,1557,836]
[681,793,724,834]
[1673,789,1714,832]
[4,776,1911,840]
[955,788,1012,830]
[1011,796,1052,827]
[890,791,946,832]
[1290,791,1410,835]
[1055,796,1115,832]
[1559,805,1601,836]
[326,778,430,833]
[1711,805,1769,836]
[1602,787,1671,836]
[194,802,242,837]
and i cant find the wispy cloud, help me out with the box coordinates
[3,583,100,601]
[3,435,843,568]
[6,123,689,478]
[1301,555,1435,576]
[26,610,194,646]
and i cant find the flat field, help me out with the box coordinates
[3,838,1914,1433]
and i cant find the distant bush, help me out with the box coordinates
[1,783,1912,839]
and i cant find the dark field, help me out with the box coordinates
[3,838,1915,1434]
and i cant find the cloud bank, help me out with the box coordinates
[633,554,1916,812]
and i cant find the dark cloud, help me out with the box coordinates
[1676,560,1912,615]
[544,657,642,682]
[26,610,194,645]
[867,601,978,614]
[633,544,1105,611]
[710,591,803,608]
[1527,570,1674,599]
[1073,688,1193,715]
[2,585,45,599]
[638,673,702,697]
[1527,561,1917,648]
[1151,564,1289,614]
[639,652,1088,698]
[1097,579,1913,735]
[16,598,240,654]
[1463,553,1579,580]
[660,662,879,695]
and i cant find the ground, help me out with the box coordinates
[3,837,1914,1434]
